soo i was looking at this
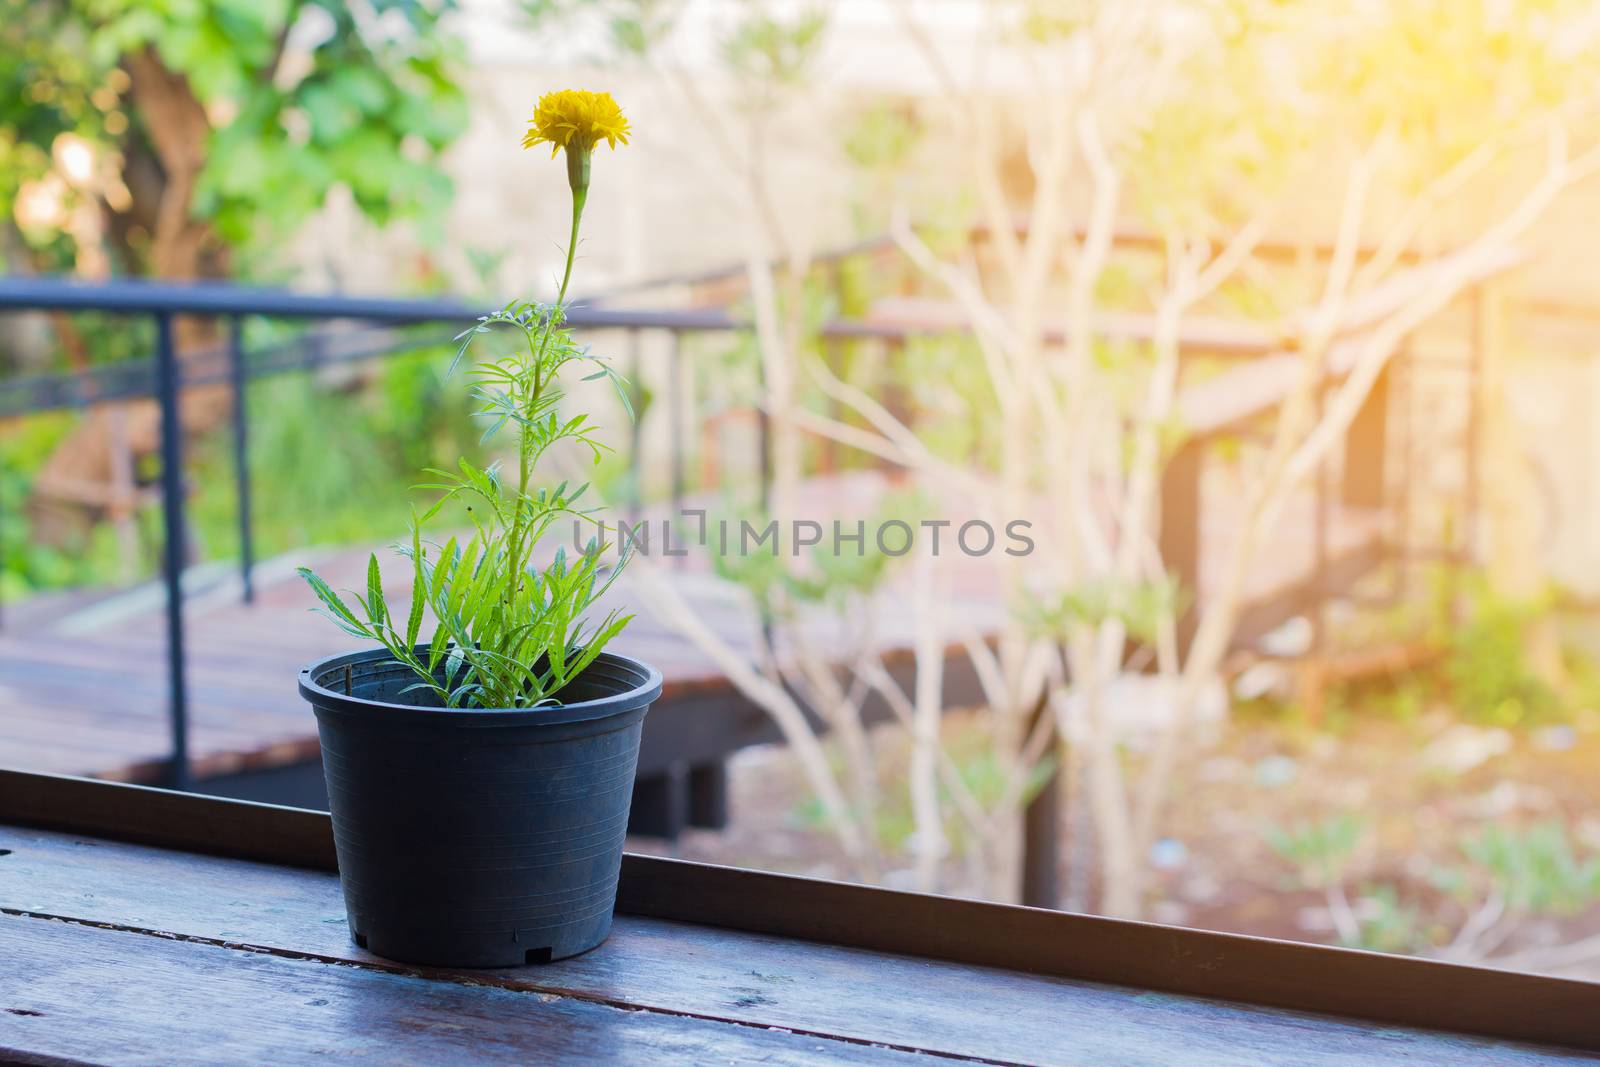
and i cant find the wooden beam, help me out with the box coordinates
[1,768,1596,1054]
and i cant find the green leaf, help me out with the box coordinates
[301,81,362,142]
[405,526,426,648]
[365,553,387,628]
[298,567,368,635]
[427,622,451,673]
[430,537,458,605]
[330,66,389,115]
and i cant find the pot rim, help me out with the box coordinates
[299,645,663,728]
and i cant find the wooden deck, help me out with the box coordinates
[1,774,1595,1064]
[0,472,1384,788]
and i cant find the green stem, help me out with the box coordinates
[500,168,588,689]
[556,184,587,307]
[519,179,585,504]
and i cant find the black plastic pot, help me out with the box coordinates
[299,647,661,967]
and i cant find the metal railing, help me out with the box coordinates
[0,274,947,788]
[0,279,747,787]
[0,269,1451,798]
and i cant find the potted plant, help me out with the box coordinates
[296,90,659,968]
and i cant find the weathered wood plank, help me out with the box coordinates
[0,911,930,1066]
[7,771,1599,1055]
[1,825,1593,1067]
[619,850,1600,1057]
[0,777,336,870]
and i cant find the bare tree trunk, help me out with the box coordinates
[31,46,231,552]
[124,46,215,283]
[1474,275,1567,689]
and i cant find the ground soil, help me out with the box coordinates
[629,705,1600,980]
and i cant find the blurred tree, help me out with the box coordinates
[515,0,1600,911]
[0,0,465,281]
[0,0,466,551]
[520,0,681,58]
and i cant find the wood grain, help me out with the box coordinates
[0,911,928,1066]
[2,825,1594,1067]
[0,771,336,870]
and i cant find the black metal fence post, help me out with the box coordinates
[154,311,191,791]
[667,330,687,569]
[228,316,254,604]
[1020,690,1060,909]
[626,328,642,518]
[668,330,685,514]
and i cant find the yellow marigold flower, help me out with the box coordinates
[521,90,631,158]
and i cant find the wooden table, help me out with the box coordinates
[1,770,1595,1065]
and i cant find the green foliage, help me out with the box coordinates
[1266,812,1366,890]
[0,4,97,251]
[0,414,125,597]
[1444,584,1559,726]
[1124,2,1303,234]
[517,0,830,90]
[0,0,465,267]
[791,724,1056,858]
[1435,823,1600,917]
[1016,1,1093,44]
[892,334,997,469]
[299,301,635,708]
[1122,0,1600,238]
[192,345,483,553]
[1021,575,1186,647]
[711,491,920,622]
[1348,883,1425,954]
[2,340,484,598]
[1305,0,1592,175]
[520,0,684,58]
[841,102,921,173]
[1268,817,1600,955]
[1374,679,1428,725]
[720,5,829,87]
